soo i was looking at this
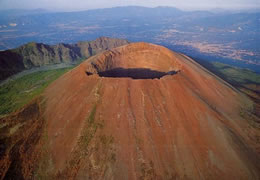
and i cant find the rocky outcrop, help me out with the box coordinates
[0,98,45,180]
[0,50,24,82]
[0,37,129,81]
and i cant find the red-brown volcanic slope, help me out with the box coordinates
[44,42,260,179]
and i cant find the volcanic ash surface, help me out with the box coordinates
[44,42,260,179]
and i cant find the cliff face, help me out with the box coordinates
[0,37,129,81]
[0,51,24,82]
[14,42,81,68]
[0,98,45,179]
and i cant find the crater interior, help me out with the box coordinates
[85,42,181,79]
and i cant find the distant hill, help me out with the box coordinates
[0,8,49,18]
[0,6,259,71]
[0,37,129,81]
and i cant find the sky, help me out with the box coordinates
[0,0,259,11]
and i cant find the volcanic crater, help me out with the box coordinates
[42,42,260,179]
[85,42,181,79]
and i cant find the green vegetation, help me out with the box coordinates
[34,122,54,180]
[79,104,105,150]
[198,60,260,99]
[80,104,98,149]
[88,105,97,124]
[0,67,72,116]
[211,62,260,85]
[205,61,260,122]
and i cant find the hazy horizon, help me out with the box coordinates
[0,0,259,11]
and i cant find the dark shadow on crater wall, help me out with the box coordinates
[86,68,179,79]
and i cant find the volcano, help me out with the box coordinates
[33,42,260,179]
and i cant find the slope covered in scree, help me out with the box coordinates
[43,42,260,179]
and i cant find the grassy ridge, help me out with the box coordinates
[0,67,72,116]
[200,61,260,117]
[197,59,260,92]
[211,62,260,85]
